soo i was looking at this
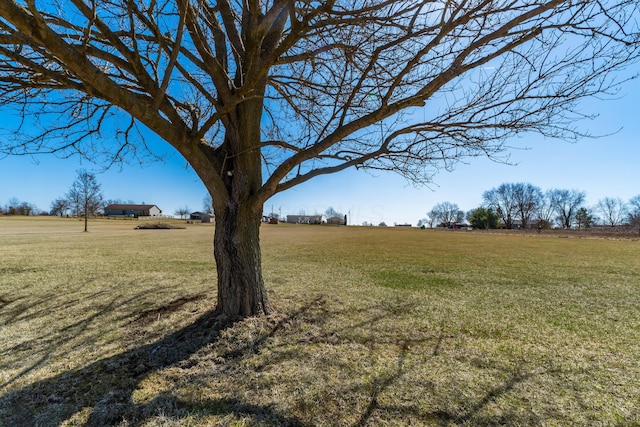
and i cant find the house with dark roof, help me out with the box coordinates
[104,204,162,218]
[189,211,213,223]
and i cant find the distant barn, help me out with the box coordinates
[326,215,347,225]
[104,204,162,218]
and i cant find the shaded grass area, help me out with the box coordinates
[1,217,639,425]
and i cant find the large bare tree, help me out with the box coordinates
[596,196,628,227]
[1,1,639,317]
[483,183,518,228]
[429,201,464,227]
[549,188,586,229]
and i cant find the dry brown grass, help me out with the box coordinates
[1,217,639,426]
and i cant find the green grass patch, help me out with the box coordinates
[1,217,639,426]
[370,268,458,290]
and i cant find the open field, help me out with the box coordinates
[1,216,639,426]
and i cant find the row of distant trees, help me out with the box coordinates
[0,198,39,216]
[1,171,104,221]
[424,183,640,230]
[2,170,105,232]
[1,195,141,218]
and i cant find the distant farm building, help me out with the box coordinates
[286,214,322,224]
[326,215,347,225]
[104,204,162,218]
[189,211,213,223]
[450,222,471,229]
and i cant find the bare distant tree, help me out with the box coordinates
[430,202,464,227]
[485,182,542,229]
[424,214,435,229]
[536,191,557,228]
[549,189,586,229]
[1,1,639,317]
[629,195,640,232]
[174,206,190,220]
[49,197,69,217]
[66,170,103,232]
[629,195,640,213]
[4,197,20,215]
[325,207,343,218]
[483,184,518,229]
[513,183,543,229]
[202,194,214,216]
[596,197,628,227]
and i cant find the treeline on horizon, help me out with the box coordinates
[0,197,135,217]
[3,182,640,231]
[423,183,640,230]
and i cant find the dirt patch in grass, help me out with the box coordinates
[0,267,39,274]
[135,222,186,230]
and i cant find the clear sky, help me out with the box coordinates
[1,74,639,226]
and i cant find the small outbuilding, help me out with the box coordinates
[326,215,347,225]
[189,211,213,223]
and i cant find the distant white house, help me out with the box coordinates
[104,204,162,218]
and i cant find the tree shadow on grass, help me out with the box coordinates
[4,292,624,427]
[0,297,316,427]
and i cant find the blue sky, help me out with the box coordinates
[1,76,639,226]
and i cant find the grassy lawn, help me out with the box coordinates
[1,216,639,426]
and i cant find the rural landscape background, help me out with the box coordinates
[1,216,639,425]
[1,1,639,425]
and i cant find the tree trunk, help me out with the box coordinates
[212,198,271,319]
[198,78,270,318]
[83,202,88,232]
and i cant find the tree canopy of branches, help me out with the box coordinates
[325,206,343,219]
[49,197,69,216]
[549,188,586,229]
[629,195,640,232]
[512,183,543,229]
[536,190,556,228]
[174,206,191,219]
[596,197,628,227]
[480,182,540,228]
[1,1,639,317]
[202,194,214,215]
[429,202,464,227]
[483,183,518,229]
